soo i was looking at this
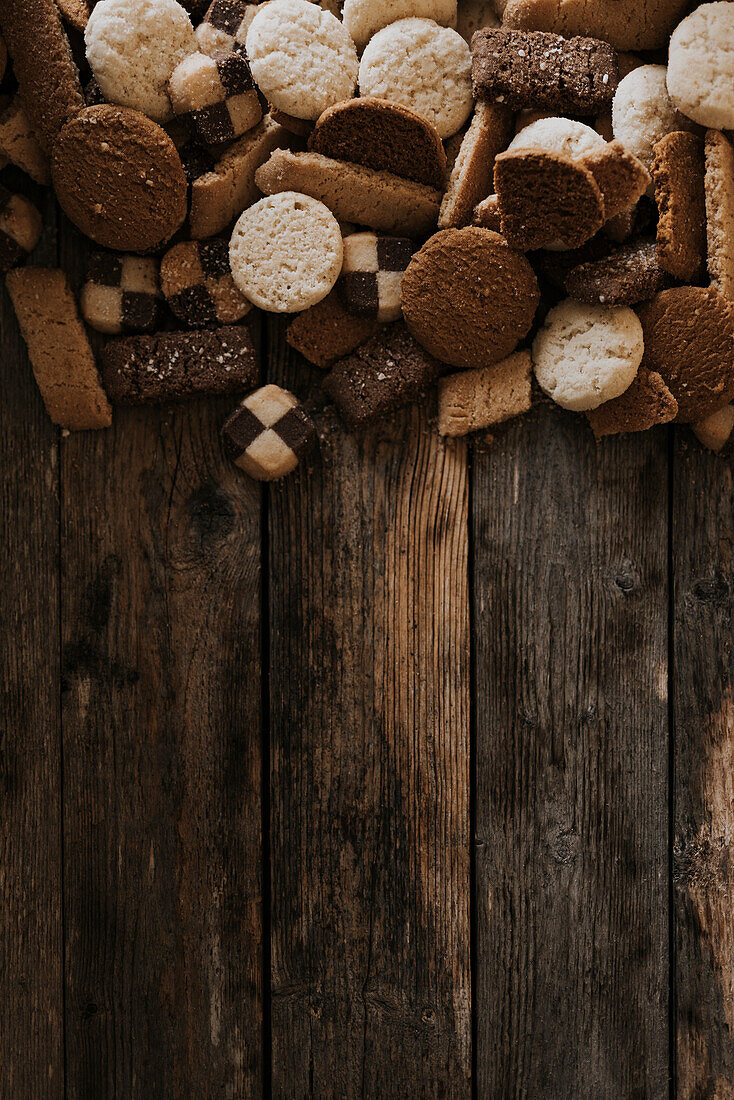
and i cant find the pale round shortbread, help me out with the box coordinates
[667,3,734,130]
[532,299,644,412]
[508,117,605,161]
[343,0,457,53]
[246,0,358,121]
[85,0,196,123]
[229,192,343,312]
[359,18,472,139]
[612,65,696,172]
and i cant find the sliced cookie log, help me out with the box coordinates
[437,351,532,436]
[564,240,670,307]
[401,227,539,369]
[308,98,447,190]
[0,186,43,272]
[691,403,734,456]
[222,384,319,482]
[439,101,514,229]
[704,129,734,302]
[493,149,605,250]
[500,0,690,52]
[286,290,378,369]
[471,29,619,115]
[579,140,650,223]
[637,286,734,422]
[0,98,51,184]
[161,238,251,327]
[651,130,706,283]
[585,363,678,439]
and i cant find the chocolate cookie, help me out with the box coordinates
[564,240,670,307]
[286,290,378,369]
[585,364,678,439]
[580,140,650,224]
[652,130,706,283]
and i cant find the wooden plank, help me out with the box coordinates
[268,321,471,1097]
[58,221,264,1097]
[473,407,670,1098]
[0,186,64,1097]
[672,437,734,1098]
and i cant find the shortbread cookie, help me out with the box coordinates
[508,116,605,159]
[6,267,112,430]
[255,149,442,236]
[705,130,734,302]
[457,0,498,42]
[161,238,252,326]
[652,131,706,283]
[81,251,161,335]
[401,227,539,368]
[359,18,472,140]
[612,65,696,173]
[585,364,678,439]
[472,30,618,116]
[323,322,441,429]
[246,0,358,121]
[100,325,257,404]
[439,101,514,229]
[269,108,314,138]
[0,99,50,185]
[286,290,378,367]
[196,0,256,55]
[0,188,43,271]
[637,287,734,422]
[533,299,643,412]
[668,4,734,131]
[56,0,92,31]
[501,0,690,53]
[437,350,532,436]
[580,141,650,223]
[168,50,261,144]
[337,232,413,323]
[691,404,734,456]
[309,98,447,189]
[343,0,457,52]
[222,385,318,481]
[472,193,502,231]
[230,192,343,312]
[52,105,188,252]
[85,0,197,124]
[564,241,669,307]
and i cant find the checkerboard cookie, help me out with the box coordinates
[222,385,319,480]
[168,50,261,144]
[439,102,514,229]
[704,130,734,303]
[286,289,378,368]
[586,364,678,439]
[336,233,414,323]
[692,404,734,457]
[81,251,162,335]
[196,0,256,55]
[437,351,532,437]
[161,238,252,326]
[0,186,43,272]
[652,131,706,283]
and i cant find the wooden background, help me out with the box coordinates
[1,205,733,1100]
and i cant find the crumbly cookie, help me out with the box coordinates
[501,0,690,53]
[85,0,197,124]
[651,130,706,283]
[222,385,319,481]
[691,404,734,456]
[229,192,343,312]
[52,105,188,252]
[456,0,498,42]
[196,0,257,55]
[580,140,650,223]
[81,251,162,335]
[161,238,252,327]
[437,350,532,436]
[401,227,539,368]
[308,97,447,189]
[336,232,414,323]
[564,240,669,307]
[343,0,457,53]
[287,289,378,367]
[704,129,734,302]
[359,18,472,140]
[508,116,605,160]
[246,0,358,121]
[0,187,43,272]
[668,4,734,131]
[168,50,261,144]
[439,101,514,229]
[585,363,678,439]
[471,193,502,231]
[56,0,92,32]
[612,65,696,173]
[0,98,50,185]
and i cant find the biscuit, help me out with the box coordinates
[85,0,197,124]
[255,148,442,237]
[286,289,378,368]
[308,97,447,189]
[161,238,252,326]
[323,322,441,429]
[359,18,472,140]
[579,140,650,223]
[508,116,605,159]
[401,227,539,369]
[439,101,514,229]
[704,129,734,302]
[500,0,690,53]
[196,0,256,55]
[651,130,706,283]
[471,193,502,231]
[437,350,532,436]
[585,364,678,439]
[100,325,258,404]
[668,4,734,131]
[612,65,696,174]
[222,385,318,481]
[52,105,188,252]
[691,404,734,456]
[342,0,457,53]
[0,187,43,272]
[229,192,343,312]
[6,267,112,430]
[532,299,643,412]
[337,232,414,323]
[0,99,50,185]
[637,287,734,423]
[564,240,669,307]
[471,29,618,116]
[81,251,162,335]
[168,50,261,144]
[456,0,498,42]
[246,0,358,121]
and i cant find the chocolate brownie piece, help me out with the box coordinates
[564,240,670,306]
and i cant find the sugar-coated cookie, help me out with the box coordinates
[501,0,690,53]
[508,117,605,160]
[342,0,457,52]
[336,232,414,323]
[161,238,252,326]
[668,4,734,131]
[168,50,261,144]
[612,65,696,173]
[0,187,43,272]
[652,130,706,283]
[564,240,669,307]
[287,289,378,367]
[81,251,161,334]
[359,18,472,140]
[532,299,643,412]
[586,364,678,439]
[494,150,605,250]
[439,102,514,229]
[692,403,734,456]
[705,130,734,303]
[437,351,532,436]
[222,385,319,481]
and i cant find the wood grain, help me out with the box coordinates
[473,407,670,1098]
[673,436,734,1099]
[267,322,471,1097]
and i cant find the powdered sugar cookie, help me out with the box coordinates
[508,117,605,160]
[668,3,734,131]
[612,65,696,173]
[343,0,456,52]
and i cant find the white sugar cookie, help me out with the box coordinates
[508,117,605,160]
[343,0,457,53]
[668,3,734,130]
[612,65,696,172]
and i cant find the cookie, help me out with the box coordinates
[56,0,92,31]
[651,130,706,283]
[359,18,472,140]
[472,193,502,231]
[0,187,43,272]
[508,116,605,159]
[471,30,618,116]
[532,299,644,412]
[342,0,457,53]
[160,238,252,326]
[85,0,197,124]
[401,227,539,369]
[178,135,218,182]
[585,364,678,439]
[323,322,441,429]
[229,192,343,312]
[336,232,414,323]
[255,148,442,237]
[168,50,261,144]
[500,0,690,53]
[437,350,532,436]
[308,97,447,189]
[0,99,50,185]
[100,325,258,404]
[691,404,734,456]
[564,240,669,307]
[438,101,514,229]
[80,251,162,335]
[612,65,696,174]
[221,385,318,481]
[6,267,112,430]
[456,0,499,42]
[196,0,256,55]
[269,108,314,138]
[580,140,650,223]
[286,289,378,367]
[668,4,734,131]
[52,105,188,252]
[704,130,734,303]
[637,287,734,422]
[246,0,358,121]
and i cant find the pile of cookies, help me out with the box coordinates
[2,0,734,479]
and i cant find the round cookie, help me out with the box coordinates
[229,192,343,312]
[246,0,358,122]
[401,227,539,369]
[343,0,457,53]
[667,3,734,131]
[85,0,197,124]
[532,299,643,412]
[501,0,690,53]
[52,105,188,252]
[359,18,472,140]
[612,65,696,173]
[508,117,605,161]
